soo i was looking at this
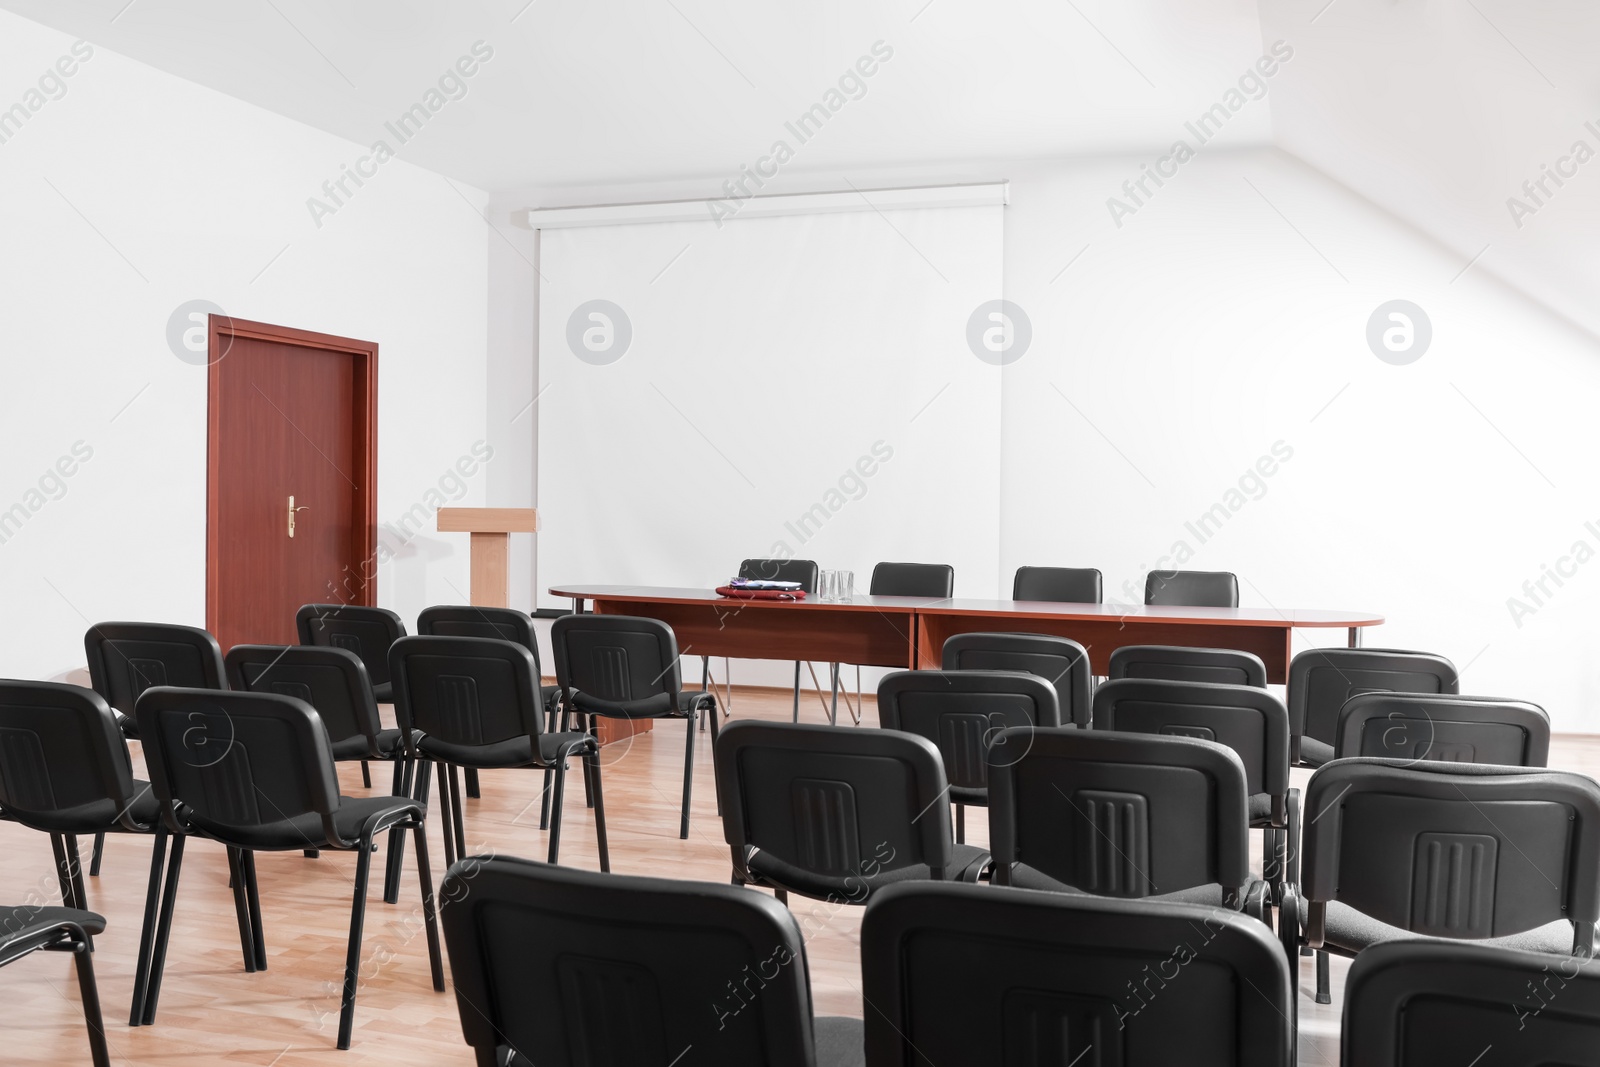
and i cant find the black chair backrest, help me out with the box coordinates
[870,562,953,598]
[940,632,1092,727]
[714,720,954,897]
[417,605,545,679]
[738,557,820,594]
[862,882,1293,1066]
[134,687,341,844]
[84,622,225,716]
[1144,570,1239,608]
[1336,692,1550,766]
[224,645,382,749]
[0,680,147,832]
[440,855,830,1067]
[1301,758,1600,950]
[987,727,1250,900]
[1011,565,1103,604]
[388,636,545,750]
[296,604,405,690]
[1342,940,1600,1066]
[550,614,681,718]
[877,670,1062,799]
[1092,678,1289,805]
[1108,644,1267,688]
[1289,647,1458,759]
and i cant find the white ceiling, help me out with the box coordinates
[0,0,1275,191]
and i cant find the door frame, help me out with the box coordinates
[205,316,379,636]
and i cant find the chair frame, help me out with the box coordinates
[0,909,110,1067]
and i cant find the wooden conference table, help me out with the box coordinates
[548,584,1384,686]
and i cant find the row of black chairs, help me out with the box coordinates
[438,856,1600,1066]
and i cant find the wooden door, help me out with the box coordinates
[207,317,377,651]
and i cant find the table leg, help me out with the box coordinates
[1348,626,1361,648]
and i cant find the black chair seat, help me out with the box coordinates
[747,843,990,902]
[1248,792,1274,824]
[1299,736,1334,766]
[417,730,591,770]
[1006,865,1242,908]
[1322,900,1576,957]
[5,780,160,835]
[371,680,393,703]
[0,905,107,946]
[194,794,422,852]
[814,1016,866,1067]
[330,728,404,762]
[539,683,562,709]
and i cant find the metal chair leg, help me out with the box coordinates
[69,928,111,1067]
[64,834,89,911]
[547,758,568,865]
[90,831,104,877]
[383,757,410,904]
[225,848,256,973]
[242,850,266,970]
[829,663,839,725]
[792,661,802,722]
[50,834,75,909]
[411,814,445,993]
[128,826,168,1026]
[679,713,696,839]
[336,834,374,1050]
[955,804,965,844]
[464,767,481,799]
[447,764,467,859]
[584,745,610,873]
[1315,949,1331,1004]
[360,760,372,789]
[141,833,186,1025]
[435,763,457,871]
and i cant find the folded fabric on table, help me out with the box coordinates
[715,586,807,600]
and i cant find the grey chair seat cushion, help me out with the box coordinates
[1299,736,1334,767]
[814,1016,866,1067]
[418,730,592,769]
[1249,793,1275,824]
[1323,900,1578,956]
[1006,864,1238,907]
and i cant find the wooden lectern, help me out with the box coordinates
[436,507,538,607]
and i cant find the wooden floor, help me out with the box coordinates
[4,685,1598,1065]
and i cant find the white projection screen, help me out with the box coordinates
[535,202,1004,634]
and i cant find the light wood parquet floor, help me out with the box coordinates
[4,682,1599,1065]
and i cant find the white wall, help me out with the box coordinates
[0,10,490,681]
[488,141,1600,728]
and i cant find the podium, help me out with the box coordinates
[436,507,538,607]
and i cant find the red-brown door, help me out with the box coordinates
[206,317,377,651]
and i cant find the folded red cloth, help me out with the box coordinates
[715,586,807,600]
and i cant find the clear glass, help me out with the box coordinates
[817,569,837,602]
[837,569,854,602]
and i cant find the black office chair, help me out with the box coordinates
[439,855,864,1067]
[1012,565,1103,603]
[1342,940,1600,1066]
[0,679,170,1028]
[417,605,563,804]
[986,727,1272,924]
[296,604,405,702]
[82,621,226,876]
[389,635,607,872]
[1144,570,1239,608]
[1297,757,1600,1008]
[1108,644,1268,687]
[0,906,110,1067]
[1092,678,1293,903]
[871,561,954,599]
[735,557,820,722]
[551,613,717,840]
[878,669,1062,843]
[861,882,1294,1066]
[714,720,989,905]
[1335,692,1550,766]
[225,644,414,899]
[1288,647,1458,767]
[940,632,1092,727]
[84,621,226,741]
[133,687,444,1049]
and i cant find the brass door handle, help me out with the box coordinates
[288,495,310,538]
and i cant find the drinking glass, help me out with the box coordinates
[837,569,855,602]
[817,569,837,603]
